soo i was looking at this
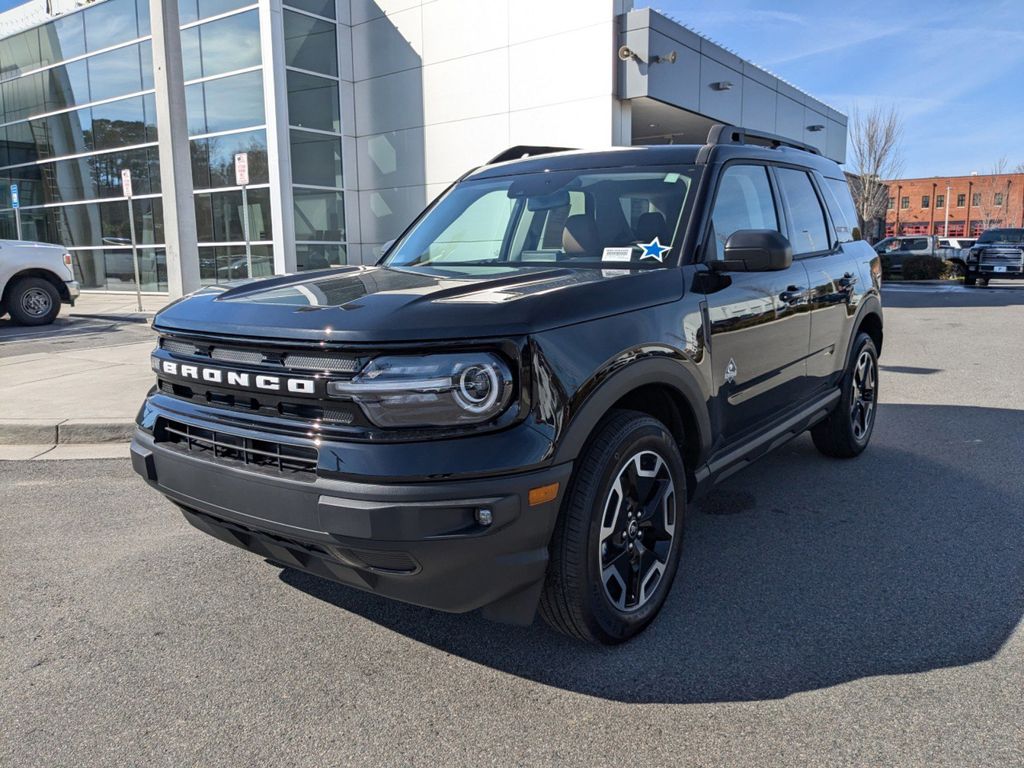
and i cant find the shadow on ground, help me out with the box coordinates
[282,403,1024,704]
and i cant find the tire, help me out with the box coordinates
[811,332,879,458]
[540,410,686,644]
[978,278,990,288]
[6,277,61,326]
[963,274,976,287]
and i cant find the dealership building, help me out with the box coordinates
[0,0,846,297]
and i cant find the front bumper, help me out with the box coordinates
[131,426,573,624]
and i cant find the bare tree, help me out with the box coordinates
[970,158,1014,232]
[846,105,903,240]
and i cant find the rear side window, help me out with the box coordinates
[708,164,779,260]
[775,167,829,255]
[821,177,862,243]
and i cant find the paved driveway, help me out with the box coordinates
[2,283,1022,767]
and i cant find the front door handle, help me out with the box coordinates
[779,286,804,304]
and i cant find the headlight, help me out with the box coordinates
[328,353,514,428]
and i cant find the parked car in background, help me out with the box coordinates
[0,240,80,325]
[964,228,1024,287]
[938,237,977,276]
[873,235,942,276]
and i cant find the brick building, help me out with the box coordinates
[884,173,1024,237]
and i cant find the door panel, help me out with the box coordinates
[699,163,812,443]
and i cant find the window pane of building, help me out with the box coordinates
[287,70,339,133]
[296,243,346,271]
[0,28,41,78]
[182,10,261,81]
[283,11,337,76]
[195,187,272,242]
[90,95,147,151]
[202,70,265,133]
[2,72,46,122]
[199,244,273,284]
[40,12,86,64]
[293,188,344,241]
[83,0,140,52]
[290,129,342,187]
[191,129,268,189]
[285,0,336,19]
[43,60,91,112]
[87,44,143,102]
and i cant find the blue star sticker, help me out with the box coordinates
[639,237,670,261]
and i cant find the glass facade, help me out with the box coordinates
[0,0,348,291]
[283,3,347,270]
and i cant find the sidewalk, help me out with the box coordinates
[1,292,168,453]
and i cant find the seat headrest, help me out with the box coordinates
[562,214,600,257]
[636,211,668,244]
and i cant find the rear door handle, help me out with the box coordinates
[779,286,804,304]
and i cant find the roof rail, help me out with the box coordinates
[487,145,574,165]
[705,124,820,156]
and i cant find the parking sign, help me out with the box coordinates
[11,184,19,209]
[234,153,249,186]
[121,169,133,198]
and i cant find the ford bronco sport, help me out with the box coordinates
[132,125,883,644]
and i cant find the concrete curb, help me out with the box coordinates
[0,418,135,445]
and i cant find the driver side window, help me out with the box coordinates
[708,165,779,260]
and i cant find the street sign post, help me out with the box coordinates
[122,169,143,312]
[11,183,22,239]
[235,153,253,279]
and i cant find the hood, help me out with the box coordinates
[153,265,682,343]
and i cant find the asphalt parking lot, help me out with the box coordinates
[2,282,1023,767]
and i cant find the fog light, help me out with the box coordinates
[476,508,493,526]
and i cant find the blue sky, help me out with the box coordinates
[1,0,1019,177]
[638,0,1024,177]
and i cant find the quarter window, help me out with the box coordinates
[822,177,861,243]
[775,167,829,255]
[708,164,778,260]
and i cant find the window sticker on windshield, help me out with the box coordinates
[664,172,680,183]
[602,247,634,262]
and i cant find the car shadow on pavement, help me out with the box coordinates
[282,403,1024,704]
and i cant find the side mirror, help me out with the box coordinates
[713,229,793,272]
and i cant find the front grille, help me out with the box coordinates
[157,380,357,424]
[283,353,360,372]
[157,418,318,479]
[211,347,263,364]
[979,248,1024,270]
[161,338,199,356]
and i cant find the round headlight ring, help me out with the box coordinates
[454,363,500,413]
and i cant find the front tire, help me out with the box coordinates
[811,332,879,458]
[7,277,61,325]
[540,410,686,644]
[963,273,976,287]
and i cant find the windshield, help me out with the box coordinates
[383,166,700,272]
[977,228,1024,244]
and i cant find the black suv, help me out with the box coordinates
[132,125,883,644]
[964,228,1024,286]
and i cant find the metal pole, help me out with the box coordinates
[241,184,253,278]
[944,185,951,236]
[127,197,143,313]
[14,208,22,240]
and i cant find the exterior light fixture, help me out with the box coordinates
[711,81,733,91]
[807,124,825,132]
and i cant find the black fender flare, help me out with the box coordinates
[850,293,884,359]
[551,355,712,467]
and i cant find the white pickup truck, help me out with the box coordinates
[0,240,80,325]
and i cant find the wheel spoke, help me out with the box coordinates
[596,449,677,612]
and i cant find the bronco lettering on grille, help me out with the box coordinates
[159,360,315,394]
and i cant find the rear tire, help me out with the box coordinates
[6,277,61,326]
[811,332,879,458]
[540,410,686,644]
